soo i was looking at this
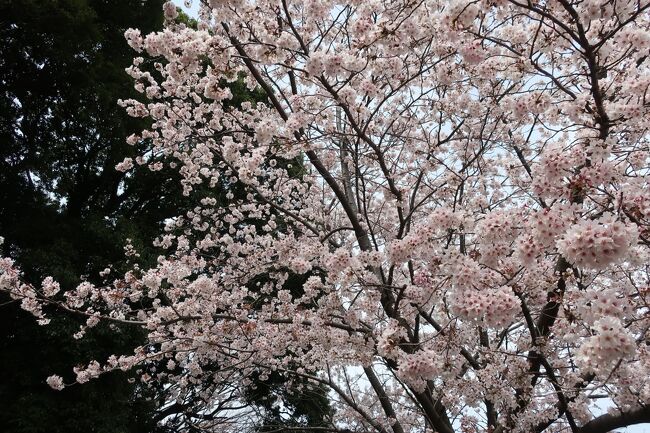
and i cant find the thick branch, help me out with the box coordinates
[364,367,406,433]
[579,405,650,433]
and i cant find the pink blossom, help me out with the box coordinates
[46,375,65,391]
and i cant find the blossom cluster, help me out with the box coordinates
[556,217,638,270]
[397,350,443,392]
[576,317,637,373]
[452,286,520,328]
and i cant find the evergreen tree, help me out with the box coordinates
[0,1,167,432]
[0,2,332,431]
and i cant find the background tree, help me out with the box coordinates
[0,1,332,431]
[0,1,168,432]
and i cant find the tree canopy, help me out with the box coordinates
[2,1,650,433]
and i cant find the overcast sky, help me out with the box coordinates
[173,0,200,17]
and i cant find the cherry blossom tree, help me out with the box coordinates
[2,0,650,432]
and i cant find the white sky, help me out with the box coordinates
[173,0,200,17]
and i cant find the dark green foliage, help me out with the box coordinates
[246,370,333,433]
[0,1,167,432]
[0,1,332,431]
[0,306,156,433]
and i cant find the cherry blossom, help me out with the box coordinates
[1,0,650,432]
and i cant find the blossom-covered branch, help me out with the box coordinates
[3,0,650,432]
